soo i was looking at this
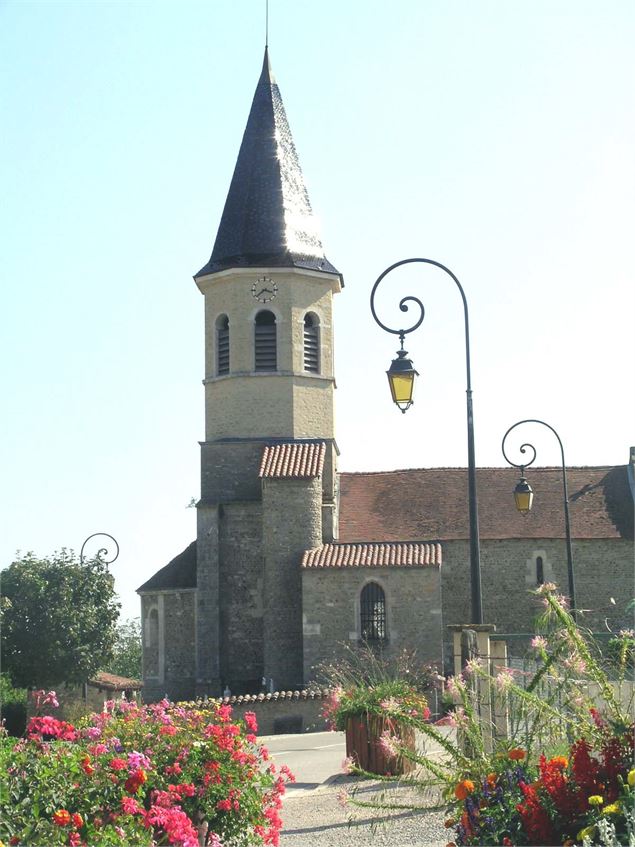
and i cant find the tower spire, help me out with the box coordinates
[195,49,340,280]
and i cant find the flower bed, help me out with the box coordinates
[0,695,294,846]
[332,587,635,847]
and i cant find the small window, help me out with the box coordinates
[255,310,277,371]
[303,313,319,373]
[146,608,159,647]
[360,582,386,642]
[536,556,544,586]
[216,315,229,376]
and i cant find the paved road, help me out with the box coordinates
[261,730,451,847]
[264,730,346,793]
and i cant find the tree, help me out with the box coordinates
[0,550,120,689]
[106,617,142,680]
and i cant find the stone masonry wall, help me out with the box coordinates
[302,566,443,683]
[141,590,196,703]
[262,477,323,689]
[440,537,634,669]
[218,502,264,693]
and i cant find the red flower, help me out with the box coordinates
[109,757,127,771]
[516,781,556,846]
[124,768,148,794]
[53,809,71,827]
[71,812,83,828]
[68,833,81,847]
[216,798,232,812]
[80,756,94,776]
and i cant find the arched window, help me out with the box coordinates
[536,555,544,586]
[146,607,159,647]
[255,310,277,371]
[216,315,229,376]
[303,313,319,373]
[360,582,386,642]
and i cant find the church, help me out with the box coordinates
[137,49,634,703]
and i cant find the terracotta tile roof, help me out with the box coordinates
[90,671,143,691]
[259,441,326,479]
[338,466,633,542]
[301,541,441,569]
[174,690,331,707]
[137,541,197,593]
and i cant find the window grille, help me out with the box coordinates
[255,311,277,371]
[360,582,386,642]
[217,315,229,375]
[303,314,319,372]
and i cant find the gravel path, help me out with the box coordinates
[280,775,449,847]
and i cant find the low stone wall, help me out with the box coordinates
[183,689,332,736]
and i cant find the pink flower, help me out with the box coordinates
[128,750,151,770]
[531,635,548,651]
[378,730,400,757]
[244,711,258,732]
[217,704,233,722]
[446,675,465,698]
[379,697,400,712]
[341,756,354,773]
[495,667,515,694]
[464,658,481,676]
[121,796,142,815]
[563,655,587,675]
[336,788,350,807]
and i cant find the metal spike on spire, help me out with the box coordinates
[195,49,340,279]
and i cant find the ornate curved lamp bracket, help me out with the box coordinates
[80,533,120,566]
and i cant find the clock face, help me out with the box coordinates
[251,276,278,303]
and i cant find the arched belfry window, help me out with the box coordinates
[360,582,387,642]
[255,310,277,371]
[216,315,229,376]
[303,313,319,373]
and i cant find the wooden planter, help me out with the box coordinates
[345,713,416,775]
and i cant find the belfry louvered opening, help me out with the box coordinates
[360,582,387,642]
[303,313,319,373]
[255,310,277,371]
[216,315,229,375]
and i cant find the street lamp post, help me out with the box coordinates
[501,419,576,620]
[370,257,483,625]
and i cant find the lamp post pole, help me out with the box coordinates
[370,257,483,625]
[501,419,576,620]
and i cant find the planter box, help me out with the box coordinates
[345,714,416,775]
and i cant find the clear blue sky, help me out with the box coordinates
[1,1,633,621]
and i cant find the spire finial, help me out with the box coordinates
[265,0,269,48]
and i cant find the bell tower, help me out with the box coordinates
[194,49,342,695]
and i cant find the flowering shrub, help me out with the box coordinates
[335,586,635,847]
[316,645,435,732]
[322,680,430,733]
[0,696,294,846]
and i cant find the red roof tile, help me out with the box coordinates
[338,466,633,542]
[302,541,441,568]
[259,441,326,479]
[89,671,143,690]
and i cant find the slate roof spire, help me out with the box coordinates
[196,48,340,279]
